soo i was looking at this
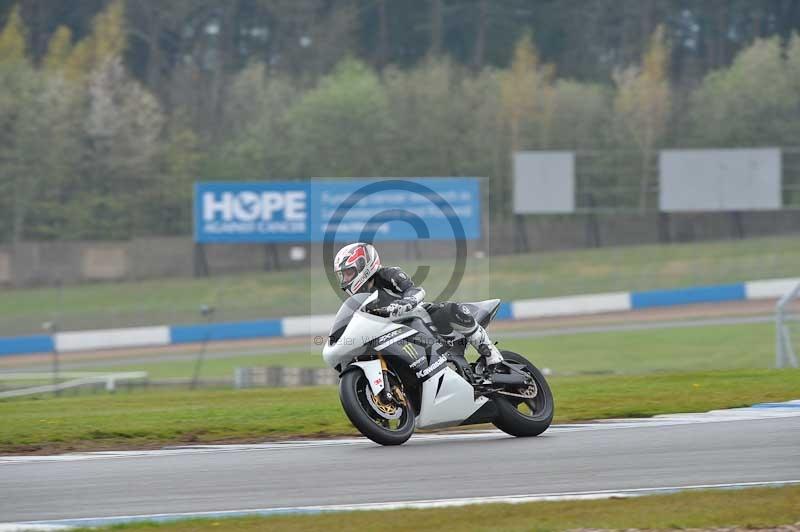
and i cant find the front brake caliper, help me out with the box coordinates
[392,385,406,405]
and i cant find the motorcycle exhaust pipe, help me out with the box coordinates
[490,372,529,386]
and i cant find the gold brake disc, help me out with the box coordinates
[370,393,398,416]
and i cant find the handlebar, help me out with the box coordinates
[365,306,391,318]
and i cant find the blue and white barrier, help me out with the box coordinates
[745,278,800,300]
[1,277,797,356]
[170,319,282,344]
[511,292,630,319]
[55,326,171,353]
[0,335,54,356]
[281,315,340,338]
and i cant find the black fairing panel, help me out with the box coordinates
[380,339,427,373]
[378,338,431,415]
[463,299,502,328]
[459,401,499,426]
[406,316,435,337]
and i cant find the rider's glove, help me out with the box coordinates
[386,298,417,318]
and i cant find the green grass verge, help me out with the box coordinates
[48,350,324,379]
[84,485,800,532]
[1,369,797,454]
[35,322,775,379]
[0,235,797,334]
[501,322,776,374]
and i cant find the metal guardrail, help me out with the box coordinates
[234,367,337,389]
[0,371,148,399]
[775,282,800,369]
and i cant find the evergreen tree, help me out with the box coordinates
[64,0,126,81]
[499,33,554,153]
[0,4,26,62]
[42,26,73,72]
[614,25,671,210]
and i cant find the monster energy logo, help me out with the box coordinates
[401,343,417,359]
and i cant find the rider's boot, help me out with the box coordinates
[465,325,503,373]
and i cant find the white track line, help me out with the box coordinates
[4,479,799,531]
[2,400,799,465]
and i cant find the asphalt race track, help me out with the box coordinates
[2,405,800,527]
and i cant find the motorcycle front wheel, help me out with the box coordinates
[339,369,415,446]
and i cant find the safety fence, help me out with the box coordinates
[0,371,148,399]
[776,282,800,369]
[1,276,798,358]
[233,367,338,389]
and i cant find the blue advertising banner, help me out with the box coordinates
[194,178,481,243]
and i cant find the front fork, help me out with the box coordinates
[347,356,397,403]
[378,354,397,404]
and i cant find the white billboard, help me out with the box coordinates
[659,148,782,212]
[513,151,575,214]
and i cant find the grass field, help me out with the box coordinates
[2,368,798,454]
[0,235,797,334]
[28,321,775,379]
[82,485,800,531]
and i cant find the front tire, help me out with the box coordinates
[491,351,554,437]
[339,369,415,446]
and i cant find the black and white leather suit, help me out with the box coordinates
[364,266,486,341]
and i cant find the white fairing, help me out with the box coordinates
[322,292,401,369]
[324,292,494,431]
[323,322,403,370]
[415,367,487,429]
[351,359,385,395]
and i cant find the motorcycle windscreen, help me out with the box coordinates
[328,292,374,344]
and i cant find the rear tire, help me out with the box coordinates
[339,369,415,446]
[491,351,554,437]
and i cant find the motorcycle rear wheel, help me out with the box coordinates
[339,369,415,446]
[491,350,554,437]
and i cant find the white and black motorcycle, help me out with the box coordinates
[322,292,553,445]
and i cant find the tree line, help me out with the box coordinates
[5,1,800,85]
[1,1,799,242]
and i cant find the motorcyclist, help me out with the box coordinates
[332,242,504,368]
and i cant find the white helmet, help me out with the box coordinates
[333,243,381,296]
